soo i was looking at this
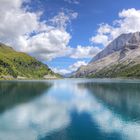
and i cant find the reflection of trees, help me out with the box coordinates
[78,82,140,121]
[0,81,52,113]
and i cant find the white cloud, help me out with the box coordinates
[0,0,102,61]
[49,11,78,30]
[70,45,101,59]
[69,60,87,71]
[53,60,88,75]
[0,0,78,61]
[90,8,140,46]
[90,34,109,46]
[0,0,39,45]
[27,29,72,60]
[52,68,71,75]
[64,0,80,4]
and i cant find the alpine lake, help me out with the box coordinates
[0,79,140,140]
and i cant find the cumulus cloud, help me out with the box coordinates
[0,0,101,61]
[52,68,71,75]
[49,11,78,30]
[53,60,87,75]
[0,0,78,60]
[69,60,87,71]
[64,0,80,4]
[90,33,109,46]
[90,8,140,46]
[70,45,101,59]
[0,0,39,46]
[27,29,72,60]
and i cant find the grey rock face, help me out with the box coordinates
[74,32,140,77]
[90,32,140,63]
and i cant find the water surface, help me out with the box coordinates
[0,79,140,140]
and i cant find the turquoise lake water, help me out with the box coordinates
[0,79,140,140]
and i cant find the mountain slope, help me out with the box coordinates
[74,32,140,78]
[0,43,58,79]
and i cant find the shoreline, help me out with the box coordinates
[0,75,62,81]
[1,77,140,82]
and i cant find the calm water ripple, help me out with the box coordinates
[0,79,140,140]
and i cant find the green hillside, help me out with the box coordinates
[0,43,58,80]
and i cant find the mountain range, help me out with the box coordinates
[74,32,140,78]
[0,43,59,80]
[1,32,140,79]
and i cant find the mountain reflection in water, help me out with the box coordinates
[0,81,52,113]
[0,79,140,140]
[79,82,140,121]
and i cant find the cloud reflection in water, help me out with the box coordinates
[0,80,140,140]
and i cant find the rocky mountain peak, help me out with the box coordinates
[74,32,140,78]
[90,32,140,63]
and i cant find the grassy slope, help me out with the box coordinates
[0,43,57,79]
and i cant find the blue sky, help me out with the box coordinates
[1,0,140,75]
[42,0,140,73]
